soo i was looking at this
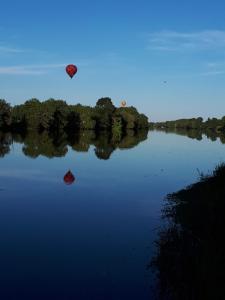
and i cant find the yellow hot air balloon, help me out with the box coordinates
[121,100,126,107]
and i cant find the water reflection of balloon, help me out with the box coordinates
[121,100,126,107]
[63,170,75,185]
[66,64,77,79]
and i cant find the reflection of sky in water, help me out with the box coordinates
[0,131,225,299]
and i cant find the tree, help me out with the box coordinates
[3,97,149,132]
[0,99,11,129]
[114,106,149,130]
[21,98,42,130]
[94,98,116,129]
[72,105,96,129]
[95,97,115,112]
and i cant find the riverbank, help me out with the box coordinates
[149,116,225,132]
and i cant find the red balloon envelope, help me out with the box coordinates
[66,64,77,78]
[63,170,75,185]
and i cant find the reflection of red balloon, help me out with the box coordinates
[63,170,75,185]
[66,64,77,78]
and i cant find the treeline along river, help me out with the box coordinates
[0,97,148,133]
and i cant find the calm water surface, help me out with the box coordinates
[0,130,225,299]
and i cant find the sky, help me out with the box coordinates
[1,0,225,121]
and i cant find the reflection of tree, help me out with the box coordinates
[118,129,148,149]
[22,131,68,158]
[185,129,202,140]
[93,129,148,160]
[94,131,115,160]
[0,132,12,157]
[68,130,96,152]
[204,130,225,143]
[219,134,225,144]
[153,128,225,143]
[204,129,217,141]
[157,128,203,140]
[69,129,148,160]
[9,129,148,159]
[151,164,225,300]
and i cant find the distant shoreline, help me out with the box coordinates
[149,116,225,132]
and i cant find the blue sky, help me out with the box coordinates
[1,0,225,121]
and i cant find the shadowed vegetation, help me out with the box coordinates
[150,163,225,300]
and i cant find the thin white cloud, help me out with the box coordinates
[207,62,219,68]
[147,30,225,51]
[0,63,66,75]
[200,61,225,76]
[158,69,225,79]
[0,66,44,75]
[206,61,225,68]
[0,59,93,75]
[200,70,225,76]
[0,46,25,53]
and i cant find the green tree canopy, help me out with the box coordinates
[0,99,11,128]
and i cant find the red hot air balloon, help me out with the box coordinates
[63,170,75,185]
[66,64,77,79]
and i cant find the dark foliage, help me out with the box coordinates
[150,164,225,300]
[0,97,148,133]
[0,99,11,129]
